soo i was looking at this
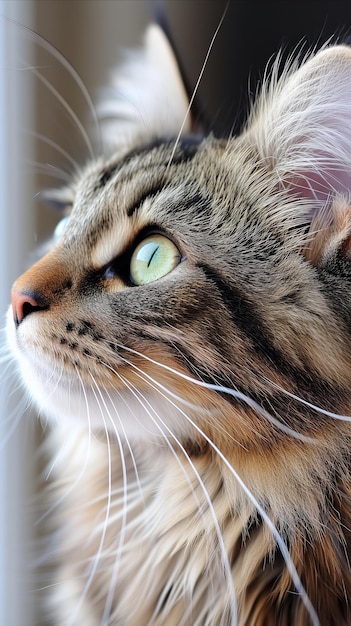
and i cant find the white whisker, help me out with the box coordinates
[29,66,95,159]
[68,375,114,626]
[110,342,317,443]
[36,366,92,525]
[166,2,229,170]
[128,361,320,626]
[102,384,144,505]
[196,429,321,626]
[86,375,129,626]
[0,393,29,449]
[116,352,249,451]
[104,349,319,626]
[269,380,351,422]
[26,160,72,182]
[7,17,101,151]
[25,130,80,170]
[100,363,238,624]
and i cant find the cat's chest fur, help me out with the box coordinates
[44,427,267,626]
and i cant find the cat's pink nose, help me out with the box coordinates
[11,289,42,327]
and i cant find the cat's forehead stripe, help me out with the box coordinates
[126,183,164,218]
[94,164,119,190]
[121,135,204,168]
[89,160,198,269]
[93,135,203,194]
[90,191,158,269]
[90,218,132,269]
[71,163,166,254]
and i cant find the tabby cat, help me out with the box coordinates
[6,23,351,626]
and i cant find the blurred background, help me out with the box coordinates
[1,1,351,624]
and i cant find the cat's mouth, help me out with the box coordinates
[8,305,122,373]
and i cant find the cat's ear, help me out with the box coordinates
[247,45,351,261]
[98,24,192,153]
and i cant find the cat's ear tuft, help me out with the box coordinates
[98,24,192,153]
[248,45,351,205]
[304,196,351,264]
[247,45,351,263]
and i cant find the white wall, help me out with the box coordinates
[0,2,37,625]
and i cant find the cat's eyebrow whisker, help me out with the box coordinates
[25,130,80,171]
[26,160,72,182]
[29,65,95,159]
[166,2,229,171]
[7,17,101,153]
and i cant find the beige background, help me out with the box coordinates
[15,0,229,241]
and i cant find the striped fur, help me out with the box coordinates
[6,26,351,625]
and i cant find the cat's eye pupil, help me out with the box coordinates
[147,246,159,267]
[130,234,181,285]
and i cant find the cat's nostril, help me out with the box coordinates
[11,289,47,327]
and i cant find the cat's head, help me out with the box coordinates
[7,27,351,459]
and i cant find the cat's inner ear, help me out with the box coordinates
[247,45,351,262]
[303,196,351,264]
[98,24,192,152]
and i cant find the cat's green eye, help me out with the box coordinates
[130,234,181,285]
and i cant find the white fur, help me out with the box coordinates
[98,25,191,152]
[248,46,351,206]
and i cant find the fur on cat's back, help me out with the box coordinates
[7,24,351,626]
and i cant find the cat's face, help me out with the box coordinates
[8,138,230,439]
[6,28,351,458]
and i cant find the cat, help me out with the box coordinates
[5,21,351,626]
